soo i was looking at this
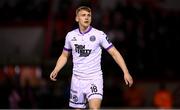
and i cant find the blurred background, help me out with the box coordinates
[0,0,180,109]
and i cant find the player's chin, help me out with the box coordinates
[83,23,90,27]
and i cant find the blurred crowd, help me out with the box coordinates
[0,0,48,21]
[0,0,180,109]
[0,64,70,109]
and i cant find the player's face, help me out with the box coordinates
[76,10,92,28]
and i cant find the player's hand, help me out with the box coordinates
[124,73,133,87]
[50,71,58,81]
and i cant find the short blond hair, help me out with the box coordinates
[76,6,91,15]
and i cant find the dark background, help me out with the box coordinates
[0,0,180,109]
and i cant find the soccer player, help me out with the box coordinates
[50,6,133,109]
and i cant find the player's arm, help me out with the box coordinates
[107,46,133,87]
[50,50,70,81]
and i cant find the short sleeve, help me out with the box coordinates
[63,33,72,51]
[100,31,113,50]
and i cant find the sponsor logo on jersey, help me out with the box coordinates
[71,37,77,41]
[74,44,92,57]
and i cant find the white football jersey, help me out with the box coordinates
[64,26,113,78]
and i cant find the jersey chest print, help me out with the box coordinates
[74,44,92,57]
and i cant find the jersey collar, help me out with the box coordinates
[78,26,92,35]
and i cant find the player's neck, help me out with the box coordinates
[79,25,91,34]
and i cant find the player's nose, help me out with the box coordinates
[85,15,90,19]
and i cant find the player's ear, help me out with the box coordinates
[75,16,79,22]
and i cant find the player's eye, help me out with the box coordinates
[87,14,91,17]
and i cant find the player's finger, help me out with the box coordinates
[128,79,133,87]
[50,76,57,81]
[50,73,57,81]
[124,78,128,85]
[51,78,57,81]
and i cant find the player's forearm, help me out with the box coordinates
[53,55,68,73]
[114,53,129,74]
[110,48,129,74]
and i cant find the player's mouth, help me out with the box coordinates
[84,21,89,23]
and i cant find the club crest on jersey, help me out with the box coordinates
[71,37,77,41]
[72,95,78,102]
[90,35,96,42]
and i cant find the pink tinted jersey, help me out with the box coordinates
[64,26,113,78]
